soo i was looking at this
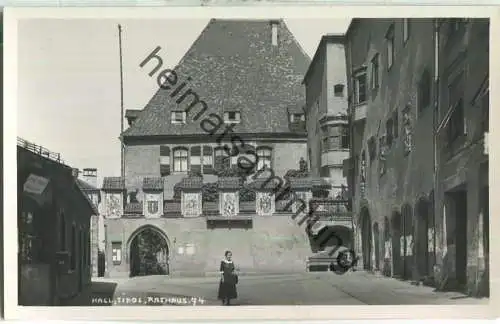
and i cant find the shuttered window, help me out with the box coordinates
[203,146,214,174]
[190,146,201,173]
[160,146,171,176]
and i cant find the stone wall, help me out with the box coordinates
[105,215,311,278]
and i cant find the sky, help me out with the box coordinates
[17,18,351,187]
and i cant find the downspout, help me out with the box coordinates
[432,19,440,276]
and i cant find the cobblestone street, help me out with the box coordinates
[73,272,487,306]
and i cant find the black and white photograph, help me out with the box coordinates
[3,5,496,321]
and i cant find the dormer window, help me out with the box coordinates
[224,111,241,124]
[171,111,186,124]
[290,113,305,122]
[334,84,345,97]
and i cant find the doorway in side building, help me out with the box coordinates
[444,185,468,292]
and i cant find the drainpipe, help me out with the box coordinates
[432,19,440,276]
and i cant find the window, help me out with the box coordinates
[447,72,465,143]
[171,111,186,124]
[386,118,394,146]
[403,19,410,43]
[70,224,76,270]
[112,242,122,265]
[224,111,241,124]
[368,136,377,161]
[334,84,344,97]
[418,72,432,111]
[60,211,66,250]
[448,99,465,142]
[173,147,188,172]
[418,69,432,114]
[449,18,467,35]
[393,110,399,138]
[322,126,349,151]
[386,24,395,70]
[371,54,380,89]
[290,113,305,122]
[160,146,171,176]
[353,69,367,104]
[341,127,349,149]
[214,147,231,170]
[257,147,272,170]
[190,146,201,173]
[202,146,214,174]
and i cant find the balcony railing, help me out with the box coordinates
[17,137,65,165]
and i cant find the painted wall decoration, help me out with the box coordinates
[402,106,413,155]
[405,235,414,256]
[105,193,122,218]
[379,135,387,175]
[384,240,392,260]
[144,193,163,218]
[220,192,238,217]
[182,192,202,218]
[428,228,435,253]
[256,192,275,216]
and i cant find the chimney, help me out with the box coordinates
[271,20,279,46]
[82,168,98,188]
[72,168,80,178]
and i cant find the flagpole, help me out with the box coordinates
[118,24,125,180]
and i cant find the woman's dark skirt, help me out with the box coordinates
[217,277,237,300]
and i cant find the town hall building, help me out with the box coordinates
[101,19,339,277]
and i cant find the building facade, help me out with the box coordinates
[102,19,325,278]
[302,34,353,254]
[18,138,98,305]
[343,18,489,297]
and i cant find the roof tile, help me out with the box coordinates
[102,177,125,190]
[122,19,310,138]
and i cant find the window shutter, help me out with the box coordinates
[190,146,201,173]
[203,146,214,174]
[160,146,171,176]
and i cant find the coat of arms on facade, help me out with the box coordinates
[222,194,236,217]
[258,193,273,215]
[183,193,200,217]
[148,201,159,214]
[402,105,413,155]
[107,194,120,217]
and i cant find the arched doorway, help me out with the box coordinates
[360,207,372,270]
[128,225,170,277]
[373,223,381,271]
[416,197,431,279]
[402,204,414,280]
[391,211,403,278]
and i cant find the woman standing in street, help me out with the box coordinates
[218,250,238,305]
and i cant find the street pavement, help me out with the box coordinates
[75,271,488,306]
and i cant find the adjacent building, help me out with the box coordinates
[18,137,98,305]
[343,18,489,297]
[103,19,323,278]
[302,34,353,255]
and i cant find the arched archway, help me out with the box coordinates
[360,207,372,270]
[373,223,381,271]
[415,197,431,278]
[128,225,171,277]
[402,204,414,280]
[391,211,403,278]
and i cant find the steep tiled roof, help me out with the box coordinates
[76,178,99,192]
[122,19,310,138]
[143,177,164,191]
[218,177,241,190]
[102,177,125,190]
